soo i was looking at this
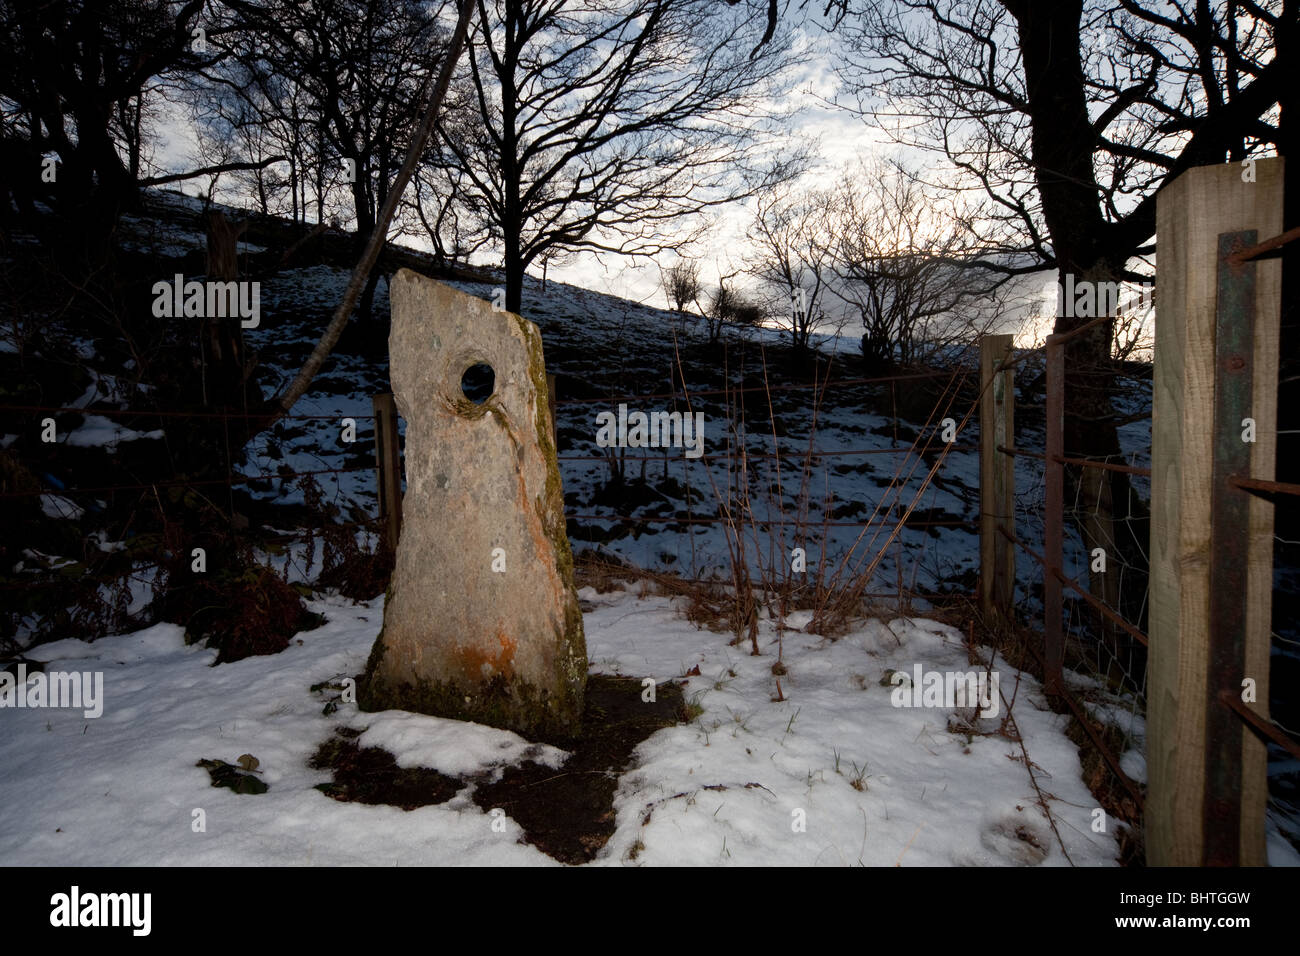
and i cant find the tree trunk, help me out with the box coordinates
[359,269,381,322]
[1057,269,1149,683]
[1009,2,1149,678]
[501,7,524,314]
[505,246,524,314]
[202,211,257,412]
[351,175,374,252]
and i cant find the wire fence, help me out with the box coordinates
[549,363,983,605]
[1,359,987,652]
[1005,451,1150,811]
[983,321,1154,817]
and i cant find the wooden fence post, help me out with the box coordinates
[1042,334,1066,696]
[979,334,1016,623]
[372,393,403,553]
[1148,157,1283,866]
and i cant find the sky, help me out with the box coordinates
[153,6,881,299]
[544,16,890,310]
[145,2,1120,351]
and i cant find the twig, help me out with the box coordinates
[895,823,924,865]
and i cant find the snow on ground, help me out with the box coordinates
[62,414,165,451]
[232,257,1155,611]
[240,262,1024,592]
[1,586,1132,866]
[37,494,85,521]
[588,587,1120,866]
[97,197,1148,611]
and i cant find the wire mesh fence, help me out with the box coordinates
[3,358,987,655]
[551,362,984,620]
[989,336,1153,819]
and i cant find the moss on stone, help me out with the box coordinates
[355,584,394,711]
[514,311,587,714]
[360,668,582,744]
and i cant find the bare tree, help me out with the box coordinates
[536,245,577,294]
[441,0,804,314]
[703,273,765,344]
[207,0,454,315]
[0,0,210,260]
[703,277,735,345]
[1111,291,1155,363]
[832,0,1292,630]
[834,1,1287,300]
[407,162,489,268]
[745,182,835,349]
[828,156,1002,368]
[190,81,293,219]
[270,0,474,419]
[662,259,702,317]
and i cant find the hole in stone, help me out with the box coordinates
[460,362,495,405]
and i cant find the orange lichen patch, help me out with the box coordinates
[450,630,518,682]
[495,629,518,674]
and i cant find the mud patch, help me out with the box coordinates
[309,727,460,810]
[308,676,688,863]
[469,675,687,863]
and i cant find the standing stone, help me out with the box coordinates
[359,269,586,739]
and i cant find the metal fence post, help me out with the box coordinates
[1202,229,1259,866]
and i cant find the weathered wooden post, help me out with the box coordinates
[371,393,402,553]
[360,269,586,739]
[1042,334,1066,696]
[979,334,1015,624]
[1148,158,1282,866]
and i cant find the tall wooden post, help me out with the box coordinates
[1148,157,1282,866]
[372,393,403,553]
[979,334,1016,623]
[1042,335,1066,695]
